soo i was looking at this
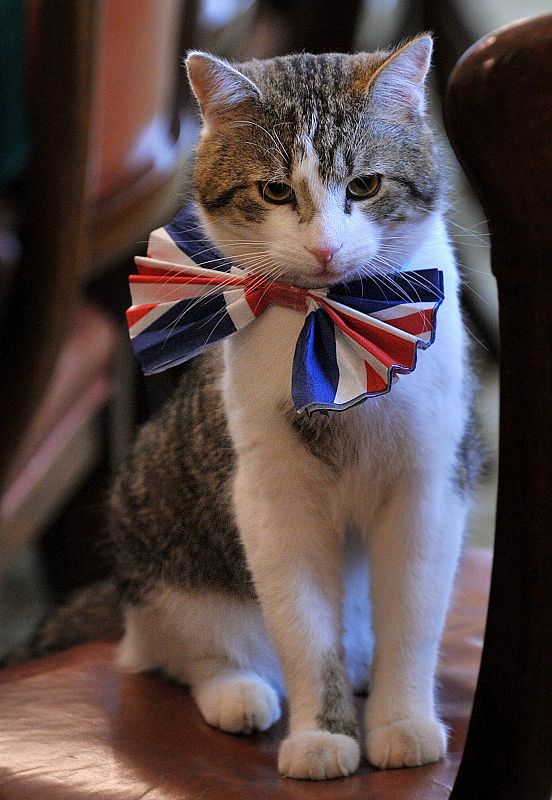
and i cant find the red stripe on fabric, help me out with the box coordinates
[130,273,247,287]
[387,308,434,336]
[263,282,308,312]
[318,299,415,370]
[137,264,188,277]
[365,360,388,393]
[244,287,269,318]
[244,280,308,318]
[341,310,414,368]
[126,304,156,326]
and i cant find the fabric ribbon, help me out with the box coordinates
[127,204,444,413]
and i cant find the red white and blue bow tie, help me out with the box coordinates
[127,204,444,413]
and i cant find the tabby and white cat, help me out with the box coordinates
[113,37,476,780]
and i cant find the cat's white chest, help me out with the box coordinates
[223,296,463,466]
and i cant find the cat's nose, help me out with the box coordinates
[306,245,341,266]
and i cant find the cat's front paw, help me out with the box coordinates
[194,673,280,734]
[278,731,360,780]
[366,717,446,769]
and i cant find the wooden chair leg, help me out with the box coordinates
[444,16,552,800]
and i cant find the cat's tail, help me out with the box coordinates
[0,579,123,668]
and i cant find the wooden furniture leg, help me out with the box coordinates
[444,16,552,800]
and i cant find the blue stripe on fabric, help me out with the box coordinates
[132,294,237,374]
[164,202,234,272]
[292,309,339,411]
[328,269,444,313]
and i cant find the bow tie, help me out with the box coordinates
[127,204,444,413]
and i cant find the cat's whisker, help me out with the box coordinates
[456,265,494,276]
[372,264,426,308]
[194,262,289,350]
[411,205,491,248]
[408,274,489,349]
[170,238,273,245]
[153,267,264,344]
[154,274,250,331]
[244,140,285,161]
[377,247,493,310]
[196,268,289,353]
[447,220,491,242]
[452,241,491,250]
[453,274,492,306]
[158,254,281,325]
[270,125,288,158]
[398,268,490,350]
[228,119,290,165]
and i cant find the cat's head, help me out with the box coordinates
[186,37,443,288]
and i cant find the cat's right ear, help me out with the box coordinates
[362,35,433,117]
[186,52,261,133]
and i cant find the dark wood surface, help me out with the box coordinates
[444,15,552,800]
[0,551,493,799]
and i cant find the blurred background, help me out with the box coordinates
[0,0,547,660]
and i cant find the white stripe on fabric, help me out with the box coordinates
[134,255,230,280]
[333,327,371,405]
[306,296,319,314]
[128,302,178,338]
[129,281,214,306]
[222,289,256,330]
[370,301,435,322]
[363,344,393,382]
[147,227,198,266]
[322,296,420,343]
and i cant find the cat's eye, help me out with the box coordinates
[346,175,381,200]
[259,181,294,205]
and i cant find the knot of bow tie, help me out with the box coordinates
[126,204,444,413]
[253,280,310,313]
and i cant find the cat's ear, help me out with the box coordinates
[186,52,261,133]
[366,35,433,115]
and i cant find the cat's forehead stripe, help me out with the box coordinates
[294,179,317,224]
[292,135,325,223]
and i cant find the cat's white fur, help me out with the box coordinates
[120,209,468,778]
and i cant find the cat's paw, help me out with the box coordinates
[278,730,360,780]
[366,716,447,769]
[193,673,280,734]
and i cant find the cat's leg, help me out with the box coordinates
[343,529,373,694]
[189,663,281,735]
[234,457,360,780]
[118,588,284,734]
[183,594,282,736]
[363,474,466,769]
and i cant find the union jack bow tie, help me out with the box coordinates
[127,204,444,413]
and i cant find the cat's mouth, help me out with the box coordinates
[237,264,349,289]
[309,270,344,288]
[283,266,355,289]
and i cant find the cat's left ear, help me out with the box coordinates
[186,51,262,133]
[366,35,433,115]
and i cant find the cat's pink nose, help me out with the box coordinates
[307,245,340,266]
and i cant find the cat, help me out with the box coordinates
[5,37,481,781]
